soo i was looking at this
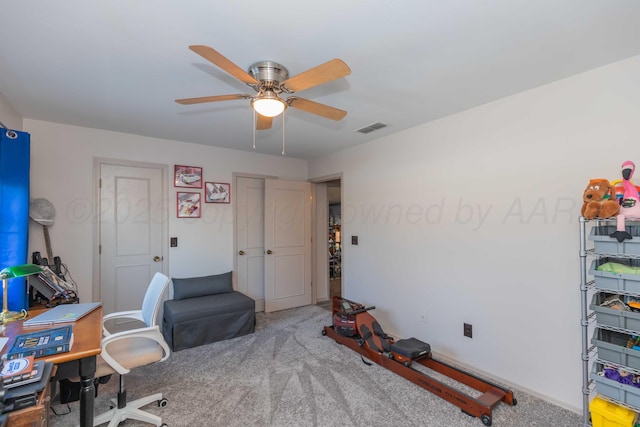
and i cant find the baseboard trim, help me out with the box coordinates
[430,351,581,415]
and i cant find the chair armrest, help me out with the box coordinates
[100,325,170,375]
[102,310,145,336]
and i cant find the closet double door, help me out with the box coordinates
[235,176,311,313]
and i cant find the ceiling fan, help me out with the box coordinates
[175,45,351,130]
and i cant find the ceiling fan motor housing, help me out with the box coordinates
[248,61,289,91]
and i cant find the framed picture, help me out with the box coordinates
[205,182,231,204]
[174,165,202,188]
[177,192,201,218]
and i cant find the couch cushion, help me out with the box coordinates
[172,271,233,300]
[163,291,255,323]
[162,291,256,351]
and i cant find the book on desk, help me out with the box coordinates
[6,325,74,360]
[1,355,46,388]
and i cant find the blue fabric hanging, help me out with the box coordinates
[0,129,31,312]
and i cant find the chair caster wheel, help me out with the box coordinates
[161,424,168,427]
[158,398,168,407]
[481,414,492,426]
[321,329,327,336]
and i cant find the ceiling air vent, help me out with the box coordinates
[356,122,387,134]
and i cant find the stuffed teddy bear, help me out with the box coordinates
[581,178,620,219]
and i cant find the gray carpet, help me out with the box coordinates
[49,304,582,426]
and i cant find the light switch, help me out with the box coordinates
[170,237,178,247]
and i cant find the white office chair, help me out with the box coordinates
[94,272,171,427]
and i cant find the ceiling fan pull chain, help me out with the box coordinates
[281,112,286,156]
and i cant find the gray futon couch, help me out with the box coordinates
[162,271,255,351]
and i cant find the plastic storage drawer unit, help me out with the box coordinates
[590,224,640,256]
[592,362,640,408]
[591,292,640,331]
[590,395,636,427]
[593,328,640,370]
[590,258,640,294]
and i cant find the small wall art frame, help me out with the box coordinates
[205,182,231,204]
[177,192,201,218]
[174,165,203,188]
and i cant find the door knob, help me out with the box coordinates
[153,256,162,262]
[266,250,273,255]
[239,250,246,255]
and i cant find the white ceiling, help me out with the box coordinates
[1,1,640,160]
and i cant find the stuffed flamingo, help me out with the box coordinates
[611,160,640,242]
[618,161,640,215]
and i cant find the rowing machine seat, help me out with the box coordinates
[390,338,430,366]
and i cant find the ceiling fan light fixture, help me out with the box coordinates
[252,92,286,117]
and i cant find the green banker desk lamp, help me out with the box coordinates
[0,263,43,323]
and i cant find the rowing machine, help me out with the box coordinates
[322,297,516,426]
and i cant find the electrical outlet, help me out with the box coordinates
[464,323,473,338]
[420,311,428,324]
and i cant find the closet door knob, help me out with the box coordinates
[266,250,273,255]
[239,250,246,255]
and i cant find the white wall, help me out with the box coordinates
[309,54,640,412]
[0,92,22,131]
[24,119,307,302]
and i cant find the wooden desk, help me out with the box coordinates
[2,306,103,427]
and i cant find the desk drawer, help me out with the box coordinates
[6,381,50,427]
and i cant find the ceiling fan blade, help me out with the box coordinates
[175,94,251,105]
[282,59,351,93]
[256,114,273,130]
[287,97,347,121]
[189,45,258,86]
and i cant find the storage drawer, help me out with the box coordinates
[591,292,640,331]
[590,224,640,256]
[592,362,640,408]
[593,328,640,370]
[590,258,640,293]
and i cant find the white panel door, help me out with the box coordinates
[235,177,265,311]
[264,179,312,312]
[100,164,165,315]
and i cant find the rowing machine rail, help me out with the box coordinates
[322,297,516,426]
